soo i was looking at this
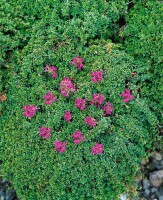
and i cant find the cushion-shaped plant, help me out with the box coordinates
[0,40,158,199]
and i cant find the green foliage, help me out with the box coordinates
[1,39,157,199]
[0,0,128,91]
[0,0,129,108]
[121,0,163,121]
[0,0,160,199]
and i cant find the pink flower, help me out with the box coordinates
[44,65,57,78]
[75,98,87,110]
[54,141,67,153]
[43,92,57,105]
[64,111,72,122]
[121,89,134,103]
[22,105,38,118]
[60,77,76,97]
[92,143,104,155]
[39,127,51,139]
[85,116,97,128]
[90,94,104,107]
[72,130,85,144]
[71,56,84,70]
[90,70,103,82]
[102,102,113,116]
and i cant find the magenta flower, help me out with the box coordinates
[85,116,97,128]
[43,92,57,105]
[90,93,104,107]
[39,127,51,139]
[72,130,85,144]
[90,70,103,83]
[71,56,84,70]
[64,111,72,122]
[92,143,104,155]
[60,77,76,97]
[102,102,113,116]
[44,65,57,78]
[54,141,66,153]
[75,98,87,110]
[22,105,38,118]
[121,89,134,103]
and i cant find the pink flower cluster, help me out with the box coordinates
[22,57,136,155]
[43,92,57,105]
[60,77,76,97]
[71,56,84,70]
[64,111,72,122]
[85,116,97,128]
[92,144,104,155]
[44,65,57,78]
[90,70,103,83]
[90,93,104,107]
[102,102,113,116]
[54,141,66,153]
[75,98,87,110]
[39,127,51,139]
[121,89,134,103]
[22,105,38,118]
[72,130,84,144]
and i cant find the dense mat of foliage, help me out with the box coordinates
[0,0,128,93]
[1,40,158,199]
[122,1,163,122]
[0,0,162,199]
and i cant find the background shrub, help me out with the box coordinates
[121,0,163,122]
